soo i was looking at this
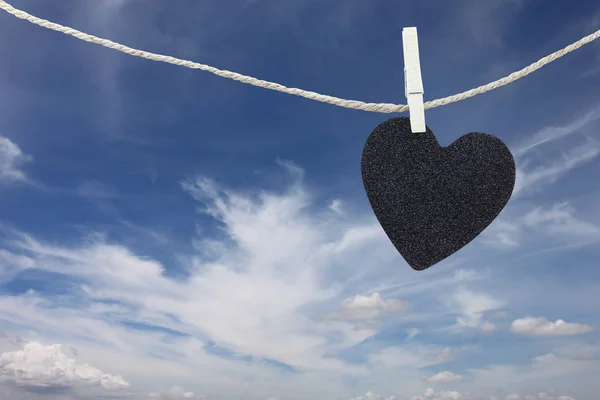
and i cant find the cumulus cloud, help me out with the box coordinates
[326,292,407,321]
[523,393,575,400]
[0,341,129,390]
[411,390,576,400]
[425,371,464,383]
[510,317,594,336]
[410,388,464,400]
[149,386,200,399]
[0,136,29,182]
[350,390,395,400]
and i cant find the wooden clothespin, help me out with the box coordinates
[402,27,425,133]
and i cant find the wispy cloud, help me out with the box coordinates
[458,0,524,47]
[514,105,600,158]
[329,199,345,216]
[512,104,600,197]
[514,142,600,197]
[0,136,30,183]
[76,180,120,200]
[367,345,456,371]
[0,164,413,398]
[481,202,600,250]
[467,351,599,396]
[405,328,420,341]
[522,203,600,239]
[0,249,34,284]
[7,162,573,398]
[75,0,132,135]
[451,289,503,331]
[0,160,598,399]
[477,104,600,253]
[1,0,599,398]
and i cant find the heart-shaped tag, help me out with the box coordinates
[361,117,515,271]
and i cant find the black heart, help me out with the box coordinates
[361,117,515,271]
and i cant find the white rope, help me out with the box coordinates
[1,0,599,114]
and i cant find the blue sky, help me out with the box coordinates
[1,0,600,399]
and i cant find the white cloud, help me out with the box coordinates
[410,388,464,400]
[458,0,524,47]
[0,166,413,398]
[514,143,600,197]
[411,389,579,400]
[368,345,456,371]
[149,386,200,399]
[525,393,575,400]
[522,203,600,239]
[467,351,598,398]
[326,293,407,321]
[425,371,464,383]
[552,342,600,361]
[452,289,503,331]
[481,105,600,252]
[405,328,420,341]
[0,163,597,399]
[480,322,497,333]
[329,199,344,216]
[76,180,120,199]
[514,104,600,158]
[512,104,600,197]
[350,390,395,400]
[0,136,29,182]
[0,341,129,390]
[510,317,594,336]
[491,393,577,400]
[0,249,34,283]
[481,202,600,250]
